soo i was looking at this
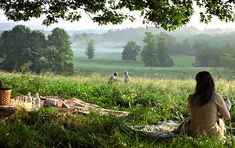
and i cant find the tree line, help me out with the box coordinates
[72,26,235,52]
[0,25,73,75]
[122,32,173,67]
[85,32,174,67]
[85,30,235,68]
[194,42,235,68]
[121,32,235,69]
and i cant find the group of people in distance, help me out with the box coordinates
[108,70,233,140]
[108,71,130,84]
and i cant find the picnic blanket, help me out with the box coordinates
[42,97,130,117]
[120,120,180,139]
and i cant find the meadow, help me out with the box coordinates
[0,70,235,147]
[73,51,234,79]
[0,51,234,147]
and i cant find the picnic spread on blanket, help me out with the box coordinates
[0,79,125,117]
[1,94,130,117]
[0,86,181,139]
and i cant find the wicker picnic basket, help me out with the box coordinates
[0,80,12,106]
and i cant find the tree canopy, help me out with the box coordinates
[122,41,141,61]
[0,0,234,30]
[0,25,74,75]
[142,32,158,66]
[0,25,46,72]
[47,28,74,75]
[141,32,174,67]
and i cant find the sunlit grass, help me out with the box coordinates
[0,71,235,147]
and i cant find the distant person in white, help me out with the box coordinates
[108,72,118,83]
[124,71,130,83]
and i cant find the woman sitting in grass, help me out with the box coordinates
[187,71,230,139]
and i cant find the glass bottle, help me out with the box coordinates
[34,92,41,108]
[25,92,32,110]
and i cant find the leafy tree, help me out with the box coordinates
[46,28,74,75]
[85,40,95,60]
[27,30,47,72]
[0,25,46,72]
[141,32,158,66]
[0,1,234,30]
[142,32,174,67]
[0,25,74,75]
[0,25,30,71]
[156,34,174,67]
[122,41,141,61]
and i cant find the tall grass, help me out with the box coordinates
[0,71,234,147]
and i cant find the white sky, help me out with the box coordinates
[0,8,235,31]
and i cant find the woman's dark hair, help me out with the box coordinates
[192,71,215,106]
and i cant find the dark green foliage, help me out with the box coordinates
[0,1,234,30]
[85,40,95,60]
[141,32,174,67]
[122,41,141,61]
[194,42,235,68]
[47,28,74,75]
[156,33,174,67]
[141,32,158,66]
[0,25,47,72]
[0,26,74,75]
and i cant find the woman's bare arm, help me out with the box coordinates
[218,103,231,121]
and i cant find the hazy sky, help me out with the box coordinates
[0,8,235,31]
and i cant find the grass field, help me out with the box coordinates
[73,52,233,79]
[0,51,234,147]
[0,72,234,147]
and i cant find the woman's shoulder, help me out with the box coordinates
[213,93,224,105]
[214,93,223,99]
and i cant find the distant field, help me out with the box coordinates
[73,51,232,79]
[171,54,195,67]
